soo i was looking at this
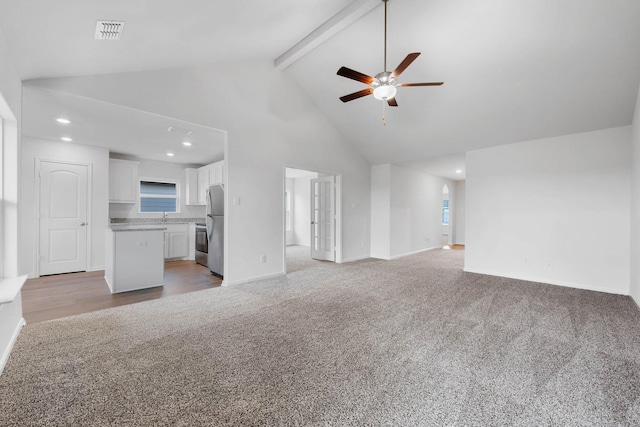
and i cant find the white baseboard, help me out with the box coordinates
[390,246,440,260]
[340,255,370,263]
[88,265,105,272]
[222,272,285,287]
[0,317,25,376]
[462,268,627,296]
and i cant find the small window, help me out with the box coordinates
[442,199,449,225]
[140,180,178,213]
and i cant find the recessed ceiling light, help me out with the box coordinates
[166,152,175,157]
[455,169,462,174]
[61,137,72,142]
[56,118,71,124]
[182,141,192,147]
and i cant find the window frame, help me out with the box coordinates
[138,177,180,214]
[442,199,449,225]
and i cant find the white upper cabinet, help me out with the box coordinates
[210,160,224,186]
[109,159,139,203]
[186,160,224,205]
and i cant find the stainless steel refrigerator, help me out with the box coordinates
[206,184,224,278]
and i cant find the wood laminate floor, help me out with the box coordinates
[22,260,222,324]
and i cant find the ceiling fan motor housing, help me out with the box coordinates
[373,71,397,100]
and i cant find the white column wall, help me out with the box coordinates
[453,181,466,245]
[465,126,632,294]
[630,86,640,305]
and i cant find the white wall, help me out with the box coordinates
[109,158,206,220]
[292,176,313,246]
[390,165,455,258]
[465,126,632,295]
[20,138,110,276]
[0,27,24,373]
[370,164,391,259]
[371,164,454,259]
[453,181,466,244]
[29,61,372,285]
[630,87,640,305]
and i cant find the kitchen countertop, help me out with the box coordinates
[109,227,167,232]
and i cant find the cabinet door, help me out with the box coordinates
[109,159,139,203]
[164,231,170,259]
[184,168,199,205]
[197,166,209,204]
[167,232,188,259]
[207,163,216,186]
[211,161,224,185]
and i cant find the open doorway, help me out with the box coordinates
[284,167,341,274]
[442,184,452,249]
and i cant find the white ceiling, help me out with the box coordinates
[22,86,225,165]
[2,0,640,176]
[0,0,353,80]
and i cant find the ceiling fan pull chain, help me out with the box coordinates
[382,101,387,126]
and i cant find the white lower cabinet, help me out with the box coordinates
[105,229,164,294]
[163,224,189,259]
[165,231,188,259]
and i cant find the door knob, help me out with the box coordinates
[80,222,87,226]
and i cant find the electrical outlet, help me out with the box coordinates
[234,197,241,206]
[260,255,266,263]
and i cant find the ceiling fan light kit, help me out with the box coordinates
[337,0,443,122]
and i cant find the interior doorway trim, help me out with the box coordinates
[282,164,343,275]
[34,158,93,278]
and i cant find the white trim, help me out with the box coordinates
[462,268,628,296]
[389,246,441,260]
[88,265,105,272]
[0,275,27,305]
[282,164,343,272]
[0,317,25,376]
[340,255,370,263]
[274,0,380,70]
[222,272,285,287]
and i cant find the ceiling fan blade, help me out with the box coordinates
[400,82,444,87]
[391,52,421,78]
[337,66,375,85]
[339,88,373,103]
[387,98,398,107]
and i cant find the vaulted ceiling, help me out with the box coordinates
[1,0,639,175]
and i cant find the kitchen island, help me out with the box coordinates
[105,227,166,294]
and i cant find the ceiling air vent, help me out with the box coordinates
[94,21,125,40]
[167,126,193,136]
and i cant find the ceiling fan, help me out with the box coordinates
[337,0,443,108]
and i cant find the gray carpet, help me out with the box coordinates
[2,249,640,426]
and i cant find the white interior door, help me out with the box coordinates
[39,161,88,275]
[310,176,335,261]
